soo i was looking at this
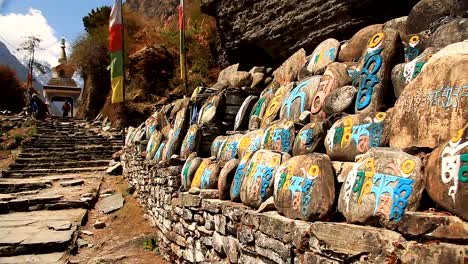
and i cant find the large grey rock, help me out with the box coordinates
[272,49,307,86]
[429,18,468,49]
[322,85,357,115]
[338,148,424,225]
[99,194,125,214]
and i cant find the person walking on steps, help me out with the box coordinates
[62,100,71,117]
[31,94,40,117]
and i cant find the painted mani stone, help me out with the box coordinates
[198,94,223,125]
[404,34,428,63]
[354,29,400,114]
[240,150,290,209]
[162,107,188,161]
[211,136,226,158]
[180,124,201,159]
[261,83,294,128]
[325,112,388,162]
[181,154,203,191]
[305,38,340,75]
[191,158,220,189]
[154,141,167,162]
[218,159,240,200]
[426,127,468,221]
[146,131,163,160]
[217,134,242,161]
[292,122,325,156]
[273,154,335,221]
[262,120,295,153]
[230,152,252,201]
[310,63,351,121]
[238,129,264,159]
[337,148,424,224]
[234,95,258,131]
[279,76,321,123]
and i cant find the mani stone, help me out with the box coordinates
[234,95,258,131]
[146,131,163,160]
[279,76,321,123]
[311,62,351,121]
[338,24,384,63]
[262,120,295,154]
[181,154,203,191]
[304,38,341,75]
[429,19,468,49]
[250,81,280,120]
[273,48,307,86]
[354,29,401,114]
[217,134,242,161]
[403,34,429,63]
[198,94,223,125]
[338,148,424,226]
[191,158,220,190]
[389,41,468,150]
[273,154,335,221]
[240,150,291,209]
[218,159,240,200]
[391,48,436,98]
[292,122,325,156]
[322,85,358,115]
[211,136,226,157]
[154,141,167,162]
[238,129,264,159]
[230,152,252,202]
[261,83,294,128]
[425,126,468,221]
[180,124,201,160]
[162,107,188,161]
[325,112,389,162]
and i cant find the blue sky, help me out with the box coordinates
[0,0,122,66]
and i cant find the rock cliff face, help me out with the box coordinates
[201,0,418,68]
[126,0,179,20]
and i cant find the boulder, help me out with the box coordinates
[338,24,384,62]
[404,34,430,63]
[146,131,163,160]
[354,29,402,114]
[292,122,325,156]
[273,49,307,86]
[234,95,258,131]
[262,120,295,153]
[238,129,264,159]
[230,153,253,201]
[383,17,408,38]
[192,159,220,189]
[180,125,201,160]
[338,148,424,225]
[182,154,203,191]
[251,72,266,88]
[261,83,294,128]
[229,71,253,87]
[211,136,226,157]
[426,126,468,221]
[391,48,436,98]
[162,107,188,161]
[218,159,240,200]
[240,150,290,209]
[406,0,468,34]
[429,18,468,49]
[274,154,335,221]
[218,64,240,84]
[100,194,125,214]
[325,112,389,162]
[217,134,242,161]
[389,42,468,150]
[279,76,321,123]
[322,85,358,115]
[302,38,341,76]
[198,94,223,125]
[311,62,351,121]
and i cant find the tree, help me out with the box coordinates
[83,6,112,33]
[16,36,47,87]
[0,66,25,112]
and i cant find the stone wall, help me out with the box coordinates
[122,145,468,264]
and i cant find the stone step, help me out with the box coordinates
[15,155,112,163]
[0,197,91,214]
[1,166,108,178]
[0,252,68,264]
[0,180,52,194]
[0,209,86,257]
[8,160,110,170]
[21,146,121,152]
[18,152,115,159]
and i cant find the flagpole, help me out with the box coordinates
[179,0,188,96]
[120,0,126,146]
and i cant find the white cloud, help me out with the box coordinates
[0,8,65,68]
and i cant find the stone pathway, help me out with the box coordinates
[0,118,122,263]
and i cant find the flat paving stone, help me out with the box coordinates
[99,194,124,214]
[0,252,67,264]
[59,180,85,187]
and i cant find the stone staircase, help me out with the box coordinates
[0,117,122,263]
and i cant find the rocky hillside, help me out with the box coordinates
[126,0,179,20]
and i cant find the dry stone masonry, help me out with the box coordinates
[123,2,468,263]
